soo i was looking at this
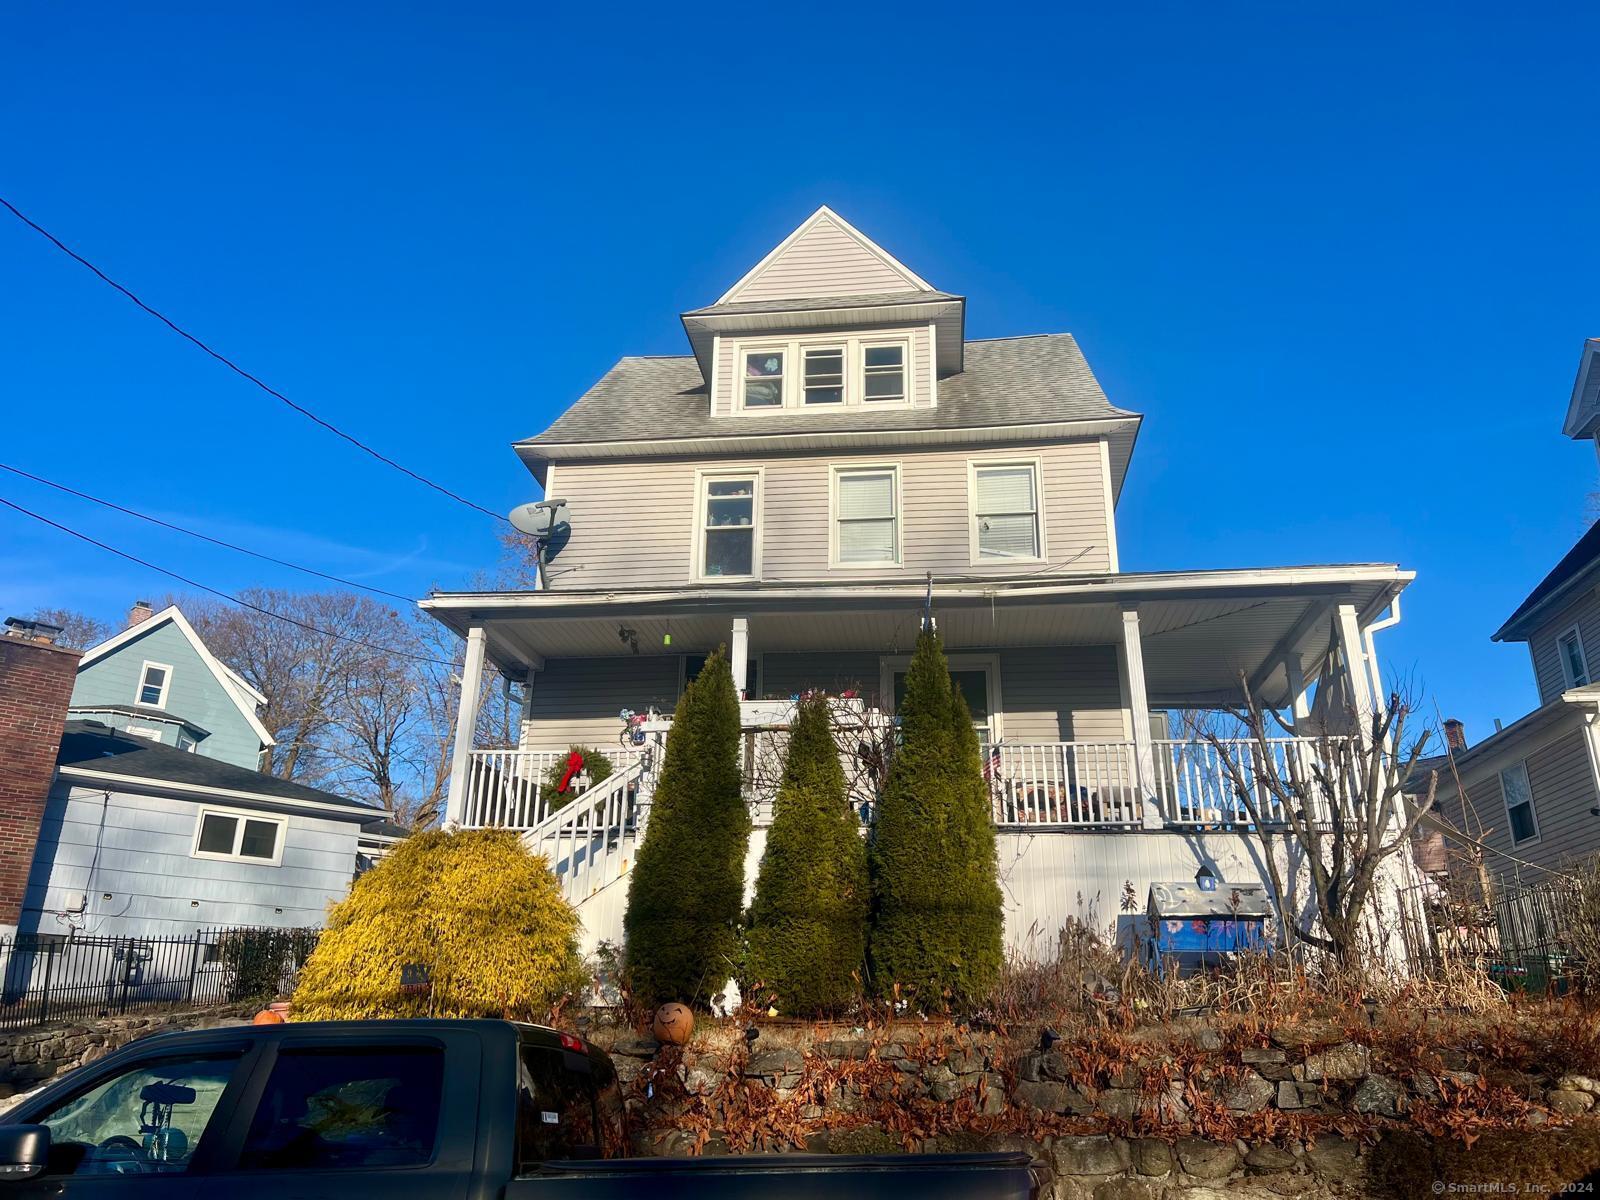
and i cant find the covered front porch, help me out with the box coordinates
[423,565,1410,838]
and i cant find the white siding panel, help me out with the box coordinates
[547,440,1112,589]
[734,216,916,302]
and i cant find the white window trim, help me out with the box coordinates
[722,330,918,414]
[801,344,848,407]
[967,457,1048,565]
[829,463,904,569]
[1557,624,1590,689]
[690,467,764,583]
[1498,760,1540,847]
[736,344,788,412]
[190,805,287,866]
[878,652,1003,741]
[135,660,173,709]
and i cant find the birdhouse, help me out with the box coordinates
[1143,879,1275,978]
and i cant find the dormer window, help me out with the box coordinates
[863,344,905,402]
[742,350,784,408]
[803,348,845,404]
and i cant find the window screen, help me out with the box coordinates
[836,469,898,564]
[974,464,1040,559]
[237,1046,443,1171]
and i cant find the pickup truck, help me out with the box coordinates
[0,1019,1036,1199]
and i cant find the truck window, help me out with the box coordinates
[236,1046,443,1171]
[30,1053,240,1177]
[516,1045,602,1170]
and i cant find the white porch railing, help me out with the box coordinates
[521,754,655,902]
[458,748,647,831]
[462,735,1353,848]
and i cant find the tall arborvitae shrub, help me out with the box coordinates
[869,631,1004,1010]
[623,646,749,1008]
[746,693,869,1014]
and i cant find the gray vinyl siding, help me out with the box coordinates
[1446,718,1600,883]
[70,622,264,769]
[712,325,934,417]
[545,439,1113,590]
[522,656,683,750]
[733,214,914,301]
[523,647,1129,750]
[1527,589,1600,704]
[20,785,359,936]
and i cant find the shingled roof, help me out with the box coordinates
[517,333,1138,451]
[1494,518,1600,642]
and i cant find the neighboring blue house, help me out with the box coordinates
[67,602,274,771]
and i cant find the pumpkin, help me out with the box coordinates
[652,1002,694,1045]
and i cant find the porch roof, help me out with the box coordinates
[422,564,1411,710]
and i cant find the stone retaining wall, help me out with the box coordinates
[592,1021,1600,1197]
[0,1005,254,1097]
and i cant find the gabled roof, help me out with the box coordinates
[716,206,932,305]
[1493,518,1600,642]
[56,720,372,819]
[1561,338,1600,440]
[76,606,275,748]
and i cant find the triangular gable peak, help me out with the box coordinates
[717,206,932,305]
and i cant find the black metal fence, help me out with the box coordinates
[0,926,319,1032]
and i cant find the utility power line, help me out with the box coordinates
[0,195,509,525]
[0,462,417,604]
[2,495,454,666]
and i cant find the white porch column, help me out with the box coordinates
[730,616,750,698]
[1334,603,1378,737]
[1119,604,1165,830]
[444,625,487,828]
[1284,656,1312,729]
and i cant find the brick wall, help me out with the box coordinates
[0,634,82,932]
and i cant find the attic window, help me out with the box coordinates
[742,350,784,408]
[1558,627,1589,688]
[136,661,172,708]
[803,348,844,404]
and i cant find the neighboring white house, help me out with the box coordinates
[422,206,1417,957]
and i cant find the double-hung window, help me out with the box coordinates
[192,807,286,865]
[833,466,900,566]
[697,473,759,579]
[803,347,845,404]
[972,462,1042,560]
[741,349,784,408]
[862,344,905,402]
[1499,761,1539,845]
[1558,627,1590,688]
[136,661,172,707]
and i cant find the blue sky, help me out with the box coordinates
[2,2,1597,741]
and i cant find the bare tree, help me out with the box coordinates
[29,607,113,651]
[1194,676,1439,969]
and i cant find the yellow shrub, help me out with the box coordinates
[292,828,585,1020]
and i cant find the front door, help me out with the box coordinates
[883,655,999,745]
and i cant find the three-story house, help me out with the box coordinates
[423,207,1416,956]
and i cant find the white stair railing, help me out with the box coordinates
[522,754,653,903]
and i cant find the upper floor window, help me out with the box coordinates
[803,347,845,404]
[833,466,901,567]
[136,660,172,708]
[1559,626,1590,688]
[192,806,285,865]
[862,344,905,402]
[1499,761,1539,845]
[742,350,784,408]
[971,461,1043,561]
[695,472,760,579]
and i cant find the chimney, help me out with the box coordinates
[0,619,83,936]
[1444,718,1467,752]
[127,600,154,629]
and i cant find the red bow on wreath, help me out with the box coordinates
[557,750,585,794]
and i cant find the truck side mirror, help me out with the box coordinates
[0,1126,50,1182]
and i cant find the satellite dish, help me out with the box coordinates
[509,499,568,538]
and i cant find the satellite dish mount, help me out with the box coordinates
[508,498,570,588]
